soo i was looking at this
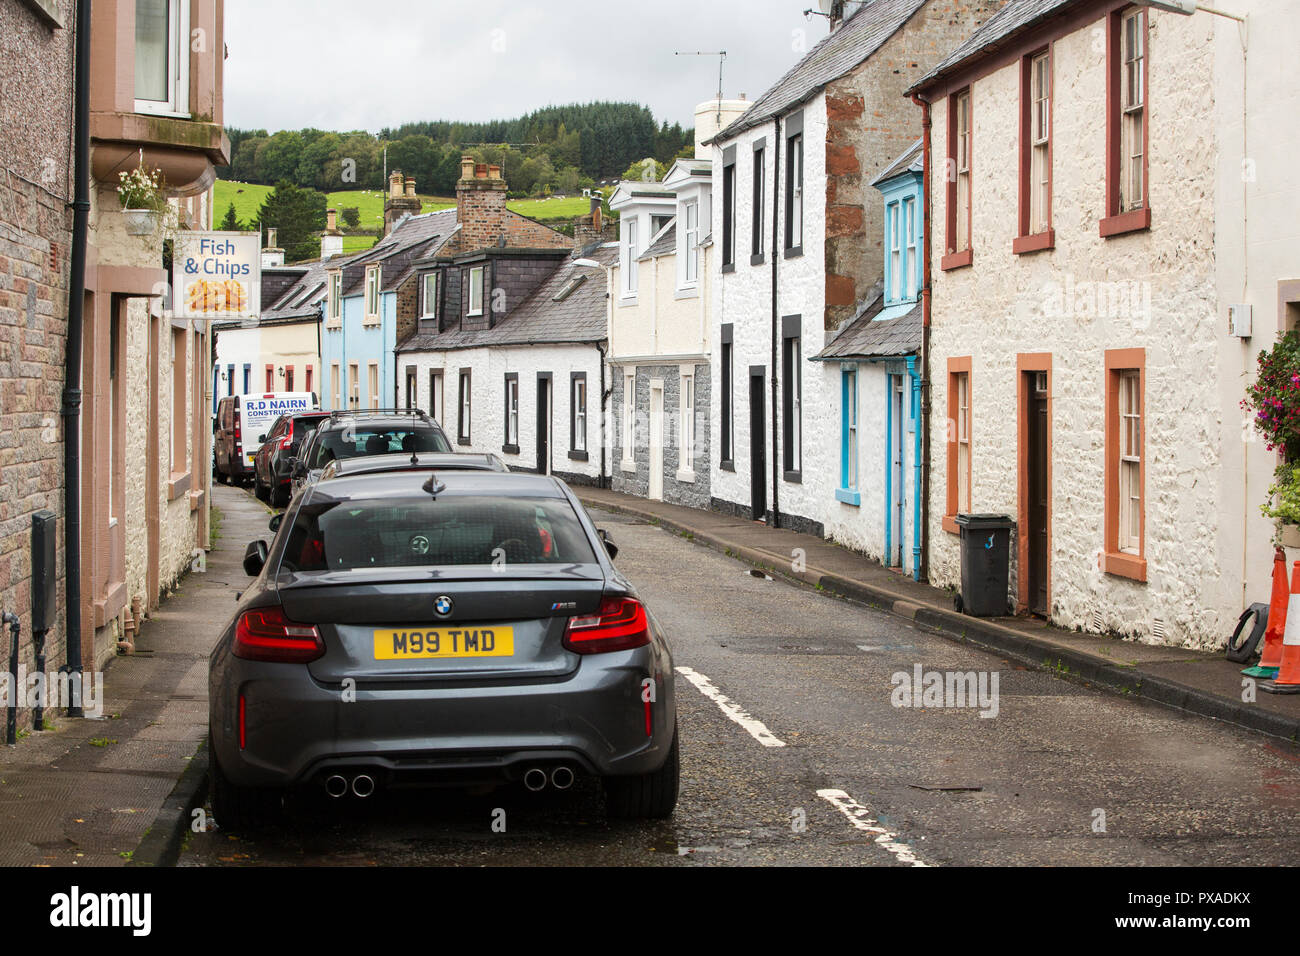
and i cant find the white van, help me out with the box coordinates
[214,392,319,483]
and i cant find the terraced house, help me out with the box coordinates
[608,97,745,508]
[395,161,609,481]
[911,0,1299,648]
[1,0,229,691]
[707,0,1003,547]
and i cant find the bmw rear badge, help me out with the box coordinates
[434,595,454,618]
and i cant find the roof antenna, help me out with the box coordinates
[422,473,445,498]
[674,51,727,125]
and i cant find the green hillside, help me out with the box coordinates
[214,182,599,238]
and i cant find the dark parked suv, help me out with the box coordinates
[209,462,678,830]
[254,411,330,508]
[290,409,452,499]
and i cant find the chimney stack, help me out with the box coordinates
[829,0,846,30]
[261,227,285,268]
[322,208,343,260]
[383,168,422,236]
[456,154,510,252]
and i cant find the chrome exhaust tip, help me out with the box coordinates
[351,774,376,798]
[550,766,575,790]
[324,774,348,798]
[523,767,548,792]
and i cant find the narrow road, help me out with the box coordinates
[181,500,1300,866]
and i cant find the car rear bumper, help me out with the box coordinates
[209,643,676,790]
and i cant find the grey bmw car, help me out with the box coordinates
[208,464,678,830]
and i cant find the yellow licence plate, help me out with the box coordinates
[373,626,514,660]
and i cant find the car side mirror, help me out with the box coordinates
[268,514,283,533]
[243,540,269,577]
[597,529,618,561]
[258,434,267,443]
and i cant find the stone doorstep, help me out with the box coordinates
[576,489,1300,744]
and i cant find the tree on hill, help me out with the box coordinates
[340,207,360,229]
[219,202,241,232]
[257,182,327,262]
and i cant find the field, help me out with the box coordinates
[214,181,598,233]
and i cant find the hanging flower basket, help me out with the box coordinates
[117,162,168,239]
[122,208,159,236]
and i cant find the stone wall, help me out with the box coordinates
[0,0,74,699]
[925,12,1226,648]
[610,363,712,510]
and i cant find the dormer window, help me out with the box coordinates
[134,0,190,117]
[326,271,341,323]
[468,265,485,316]
[682,200,699,285]
[364,265,380,320]
[422,272,439,319]
[622,219,638,296]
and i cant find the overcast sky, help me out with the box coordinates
[224,0,829,133]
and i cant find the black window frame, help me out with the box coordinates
[457,369,472,445]
[751,138,766,265]
[784,110,804,257]
[720,323,734,471]
[781,315,802,482]
[569,371,588,461]
[502,372,520,454]
[721,145,737,273]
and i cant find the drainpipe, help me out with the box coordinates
[770,117,782,528]
[908,354,922,580]
[912,91,933,583]
[61,0,91,716]
[597,340,608,488]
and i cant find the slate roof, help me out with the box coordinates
[714,0,929,142]
[259,259,336,322]
[814,282,922,360]
[909,0,1078,94]
[396,242,619,354]
[870,137,924,186]
[341,208,459,296]
[639,221,677,261]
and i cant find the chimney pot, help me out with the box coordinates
[266,227,277,249]
[488,165,501,180]
[460,155,475,180]
[405,177,417,198]
[326,208,338,233]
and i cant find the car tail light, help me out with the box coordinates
[234,408,242,448]
[234,606,324,663]
[563,597,650,655]
[279,435,293,450]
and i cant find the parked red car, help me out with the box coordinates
[253,411,330,508]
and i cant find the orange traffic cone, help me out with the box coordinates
[1244,549,1289,678]
[1262,561,1300,694]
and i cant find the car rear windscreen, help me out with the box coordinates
[282,496,597,571]
[309,427,451,468]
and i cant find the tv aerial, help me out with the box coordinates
[674,50,727,125]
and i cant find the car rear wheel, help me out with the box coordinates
[254,474,270,502]
[210,744,283,832]
[271,482,289,509]
[603,721,679,820]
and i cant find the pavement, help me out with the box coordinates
[0,482,267,867]
[575,486,1300,745]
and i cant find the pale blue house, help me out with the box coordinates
[321,209,457,410]
[815,139,924,579]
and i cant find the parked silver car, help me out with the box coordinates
[208,463,679,830]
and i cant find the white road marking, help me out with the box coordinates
[675,665,786,747]
[816,788,931,867]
